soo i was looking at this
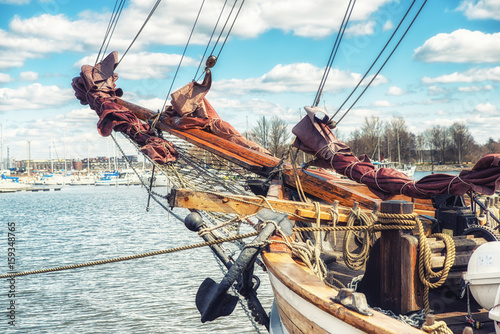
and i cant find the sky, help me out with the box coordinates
[0,0,499,163]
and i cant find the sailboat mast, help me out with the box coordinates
[397,129,401,167]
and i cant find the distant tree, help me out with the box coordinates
[449,122,474,164]
[425,125,450,164]
[484,138,500,154]
[361,116,384,160]
[387,117,414,165]
[250,116,290,158]
[249,116,270,149]
[268,116,291,158]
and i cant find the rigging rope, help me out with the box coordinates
[162,0,207,112]
[331,0,418,120]
[116,0,163,67]
[334,0,428,125]
[95,0,127,65]
[312,0,356,107]
[193,0,230,80]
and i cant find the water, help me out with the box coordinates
[0,186,273,333]
[413,170,460,180]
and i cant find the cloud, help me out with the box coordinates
[387,86,405,95]
[414,29,500,63]
[382,20,393,31]
[0,0,394,71]
[19,71,38,81]
[474,102,497,113]
[0,73,14,83]
[422,66,500,84]
[346,21,376,36]
[428,85,448,95]
[458,84,494,92]
[212,63,387,96]
[372,100,393,107]
[457,0,500,20]
[0,83,74,112]
[75,52,197,80]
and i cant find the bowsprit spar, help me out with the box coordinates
[70,0,500,333]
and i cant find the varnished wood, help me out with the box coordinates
[401,234,423,313]
[379,200,415,314]
[261,251,424,333]
[116,98,438,214]
[169,188,355,223]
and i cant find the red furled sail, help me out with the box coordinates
[293,106,500,200]
[72,52,178,164]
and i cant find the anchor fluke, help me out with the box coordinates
[196,277,239,323]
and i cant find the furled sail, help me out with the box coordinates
[72,52,178,164]
[293,106,500,200]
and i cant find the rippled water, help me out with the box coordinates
[0,186,273,333]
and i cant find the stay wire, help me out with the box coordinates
[214,0,245,60]
[161,0,207,112]
[335,0,428,126]
[101,0,127,63]
[95,0,126,65]
[331,0,417,120]
[209,0,243,59]
[193,0,230,81]
[313,0,356,107]
[116,0,163,68]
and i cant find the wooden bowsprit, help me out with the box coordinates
[116,98,433,212]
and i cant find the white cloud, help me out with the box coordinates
[422,66,500,84]
[346,21,376,36]
[474,102,497,113]
[414,29,500,63]
[428,85,448,95]
[382,20,393,31]
[75,52,197,80]
[372,100,393,107]
[387,86,405,95]
[457,0,500,20]
[0,0,394,71]
[458,84,494,92]
[19,71,38,81]
[0,73,13,83]
[0,83,74,112]
[212,63,387,96]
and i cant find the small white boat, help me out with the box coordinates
[373,161,416,178]
[95,171,141,186]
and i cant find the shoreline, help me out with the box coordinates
[416,164,468,172]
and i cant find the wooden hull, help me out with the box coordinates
[262,250,424,334]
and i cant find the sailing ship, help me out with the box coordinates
[68,1,500,333]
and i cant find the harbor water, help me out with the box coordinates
[0,185,273,333]
[0,170,460,333]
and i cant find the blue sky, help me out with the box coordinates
[0,0,499,162]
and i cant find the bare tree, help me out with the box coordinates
[361,116,384,160]
[268,116,291,158]
[249,116,270,149]
[250,116,290,158]
[425,125,450,164]
[449,122,474,164]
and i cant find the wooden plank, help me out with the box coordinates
[400,234,423,313]
[115,98,279,174]
[262,251,424,333]
[379,200,414,314]
[273,287,329,334]
[168,188,354,223]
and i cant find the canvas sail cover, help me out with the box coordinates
[72,52,178,164]
[72,52,270,164]
[165,70,270,155]
[293,106,500,200]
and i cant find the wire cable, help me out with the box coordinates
[313,0,356,107]
[335,0,428,125]
[193,0,230,81]
[95,0,126,65]
[331,0,417,120]
[161,0,207,112]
